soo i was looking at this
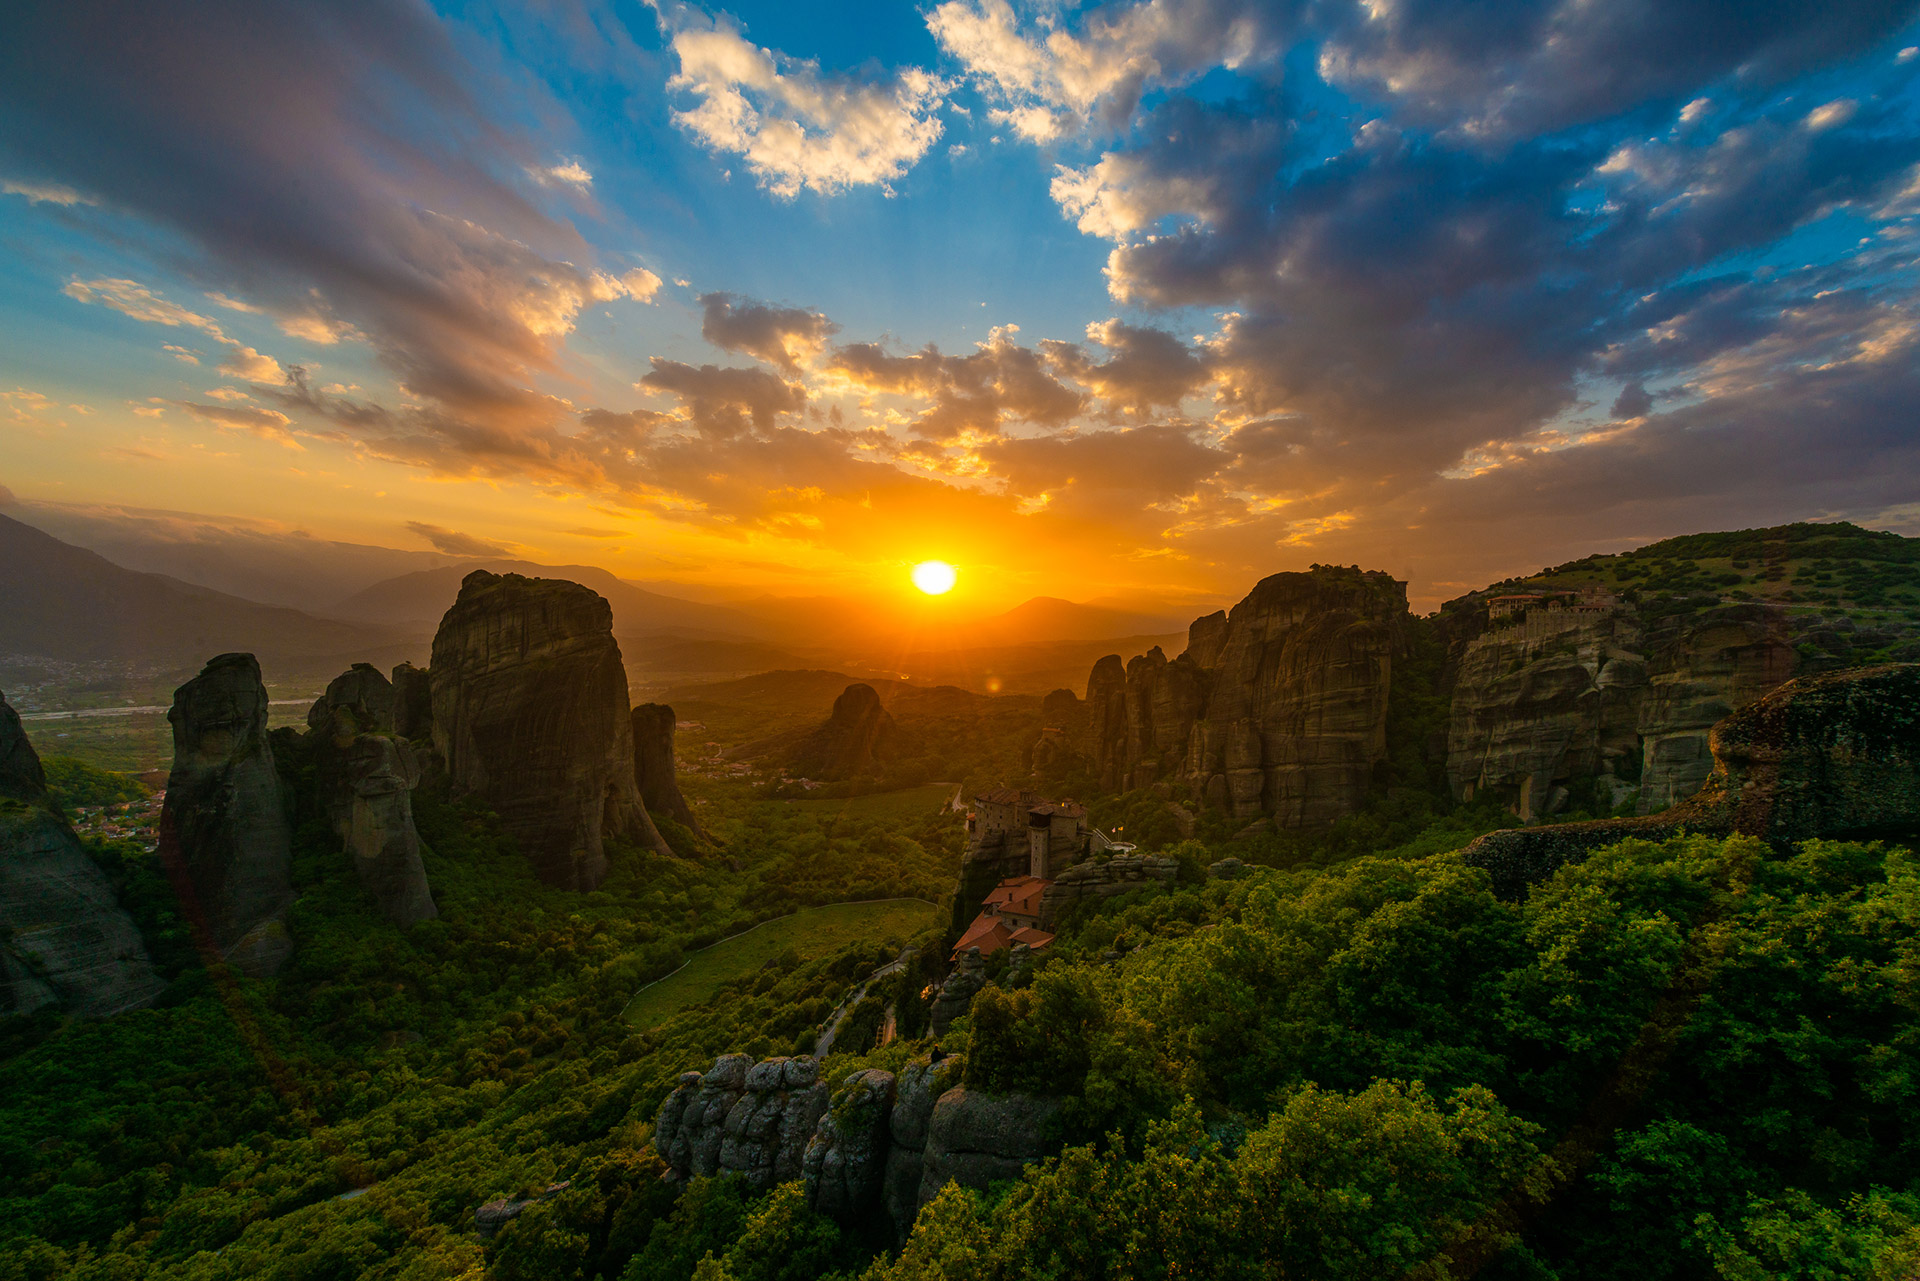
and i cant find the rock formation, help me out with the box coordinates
[307,665,436,925]
[803,1069,897,1219]
[1079,566,1406,829]
[161,653,295,976]
[1447,602,1795,821]
[917,1087,1063,1205]
[882,1056,960,1236]
[929,946,988,1038]
[1,691,164,1016]
[1463,663,1920,896]
[1037,852,1181,928]
[429,570,669,889]
[652,1053,829,1189]
[785,683,905,781]
[632,703,705,840]
[390,661,433,741]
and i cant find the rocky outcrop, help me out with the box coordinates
[1038,853,1180,928]
[1634,606,1797,812]
[882,1057,960,1237]
[429,570,667,889]
[1,692,164,1016]
[307,665,435,925]
[786,684,905,781]
[161,653,295,976]
[1081,567,1406,828]
[929,946,987,1038]
[653,1054,829,1190]
[1446,608,1647,820]
[391,662,433,741]
[803,1069,897,1218]
[632,703,704,840]
[1463,663,1920,896]
[1446,602,1797,821]
[917,1087,1063,1205]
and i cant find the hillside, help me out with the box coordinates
[0,513,402,670]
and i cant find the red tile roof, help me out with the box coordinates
[1009,926,1054,950]
[982,876,1050,917]
[952,913,1013,957]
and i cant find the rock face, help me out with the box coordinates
[161,653,295,976]
[1447,602,1795,821]
[1038,853,1180,929]
[632,703,704,839]
[1080,567,1406,828]
[929,946,988,1038]
[803,1069,897,1219]
[882,1057,960,1237]
[653,1054,829,1190]
[786,684,904,781]
[917,1088,1064,1205]
[429,570,667,889]
[307,665,436,925]
[1463,663,1920,896]
[391,662,433,741]
[1,691,164,1016]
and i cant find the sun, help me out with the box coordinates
[911,560,958,595]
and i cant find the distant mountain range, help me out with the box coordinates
[0,513,401,670]
[323,559,764,638]
[0,513,1194,691]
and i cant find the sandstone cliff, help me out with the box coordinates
[1080,566,1406,828]
[1463,663,1920,895]
[307,664,436,925]
[653,1053,829,1190]
[785,683,905,781]
[1446,601,1803,820]
[161,653,296,976]
[632,702,704,840]
[1,691,164,1016]
[428,570,668,889]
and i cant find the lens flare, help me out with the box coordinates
[911,560,957,595]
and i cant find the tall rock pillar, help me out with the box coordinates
[429,570,665,889]
[161,653,295,976]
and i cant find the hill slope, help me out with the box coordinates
[0,513,399,667]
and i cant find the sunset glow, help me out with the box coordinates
[911,560,957,595]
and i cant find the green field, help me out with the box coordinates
[784,783,958,826]
[17,702,316,773]
[623,898,941,1028]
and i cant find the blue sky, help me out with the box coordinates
[3,0,1920,610]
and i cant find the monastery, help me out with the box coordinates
[952,787,1131,959]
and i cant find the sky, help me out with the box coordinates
[3,0,1920,616]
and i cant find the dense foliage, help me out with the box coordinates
[40,755,150,811]
[5,677,1920,1278]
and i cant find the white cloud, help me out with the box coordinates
[65,277,293,385]
[533,159,594,189]
[2,179,96,206]
[661,16,948,198]
[927,0,1271,142]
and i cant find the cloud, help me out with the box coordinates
[1041,319,1209,414]
[659,9,948,197]
[1314,0,1918,141]
[638,359,806,438]
[826,325,1085,440]
[927,0,1283,142]
[533,159,593,189]
[2,178,95,206]
[3,1,661,462]
[699,292,838,370]
[170,399,302,448]
[404,521,515,557]
[63,277,292,385]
